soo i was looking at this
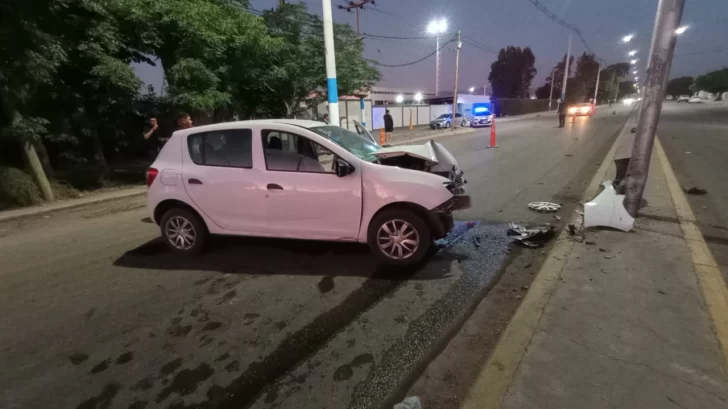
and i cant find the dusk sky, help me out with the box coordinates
[135,0,727,94]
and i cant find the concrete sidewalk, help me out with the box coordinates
[461,115,728,408]
[0,186,146,223]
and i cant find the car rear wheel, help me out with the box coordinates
[368,209,432,266]
[160,208,208,255]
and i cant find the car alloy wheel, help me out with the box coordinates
[165,215,197,250]
[377,219,420,260]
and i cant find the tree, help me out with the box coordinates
[665,76,694,98]
[488,46,537,98]
[694,69,728,97]
[534,83,553,99]
[261,3,379,117]
[574,52,600,101]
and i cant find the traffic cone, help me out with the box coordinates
[379,128,386,145]
[488,118,498,148]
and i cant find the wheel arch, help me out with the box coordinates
[366,201,443,239]
[154,199,203,226]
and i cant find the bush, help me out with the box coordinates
[0,166,43,210]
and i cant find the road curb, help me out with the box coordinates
[0,188,146,224]
[459,108,635,409]
[655,138,728,370]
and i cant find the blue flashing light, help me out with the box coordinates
[473,106,489,114]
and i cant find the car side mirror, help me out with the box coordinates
[335,158,355,177]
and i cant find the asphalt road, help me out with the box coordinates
[0,108,630,409]
[658,101,728,282]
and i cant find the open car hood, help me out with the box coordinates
[372,140,460,173]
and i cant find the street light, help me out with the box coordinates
[630,59,638,65]
[622,34,635,43]
[633,70,638,74]
[427,19,448,96]
[468,86,475,94]
[628,50,638,56]
[414,92,423,103]
[635,77,639,81]
[395,94,404,103]
[675,26,688,35]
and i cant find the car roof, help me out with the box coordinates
[176,119,330,135]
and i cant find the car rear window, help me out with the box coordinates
[188,129,253,168]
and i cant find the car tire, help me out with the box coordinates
[160,207,208,255]
[367,209,432,266]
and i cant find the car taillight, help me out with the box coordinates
[146,167,159,187]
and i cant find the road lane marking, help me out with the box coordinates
[459,110,635,409]
[655,138,728,370]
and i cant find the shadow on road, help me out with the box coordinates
[113,235,457,281]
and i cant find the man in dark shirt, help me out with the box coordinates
[383,110,394,142]
[143,117,161,159]
[557,99,567,128]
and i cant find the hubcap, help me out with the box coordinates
[377,219,420,260]
[165,216,196,250]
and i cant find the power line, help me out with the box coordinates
[361,33,428,40]
[525,0,606,65]
[462,35,499,54]
[367,35,456,67]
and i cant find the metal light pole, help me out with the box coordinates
[593,64,601,104]
[561,32,572,101]
[451,31,462,130]
[623,0,685,216]
[322,0,340,126]
[428,19,447,96]
[548,68,556,111]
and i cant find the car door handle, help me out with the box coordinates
[188,178,203,185]
[267,183,284,190]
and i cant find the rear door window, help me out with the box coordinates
[188,129,253,168]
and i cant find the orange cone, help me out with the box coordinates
[379,128,386,145]
[488,118,498,148]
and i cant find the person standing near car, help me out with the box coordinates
[383,110,394,142]
[143,117,161,159]
[557,99,567,128]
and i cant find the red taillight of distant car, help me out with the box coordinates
[146,168,159,187]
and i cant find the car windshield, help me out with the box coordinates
[436,114,452,119]
[309,125,380,163]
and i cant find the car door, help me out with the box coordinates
[260,128,362,241]
[182,128,268,233]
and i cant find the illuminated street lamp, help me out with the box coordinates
[414,92,423,103]
[628,50,638,56]
[634,77,639,81]
[675,26,688,35]
[622,34,635,43]
[427,19,448,96]
[395,94,404,103]
[630,59,638,65]
[468,86,475,94]
[633,70,638,74]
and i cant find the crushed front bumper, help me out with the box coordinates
[428,195,472,239]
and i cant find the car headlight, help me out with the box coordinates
[568,107,577,114]
[580,106,590,113]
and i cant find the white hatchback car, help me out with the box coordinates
[147,120,470,266]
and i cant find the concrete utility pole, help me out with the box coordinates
[548,68,556,111]
[338,0,376,35]
[593,64,601,104]
[561,31,572,101]
[436,36,441,96]
[322,0,340,126]
[623,0,685,216]
[451,30,462,130]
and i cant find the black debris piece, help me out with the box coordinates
[568,224,577,236]
[631,127,637,133]
[508,222,555,248]
[684,187,707,195]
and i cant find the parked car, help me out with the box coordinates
[676,95,691,102]
[688,96,702,103]
[147,120,470,266]
[430,113,463,129]
[567,103,595,117]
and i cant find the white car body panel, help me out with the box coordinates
[147,120,461,244]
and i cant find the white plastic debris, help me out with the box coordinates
[394,396,422,409]
[583,181,635,232]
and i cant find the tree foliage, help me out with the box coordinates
[0,0,379,199]
[666,76,694,98]
[488,46,537,98]
[695,68,728,96]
